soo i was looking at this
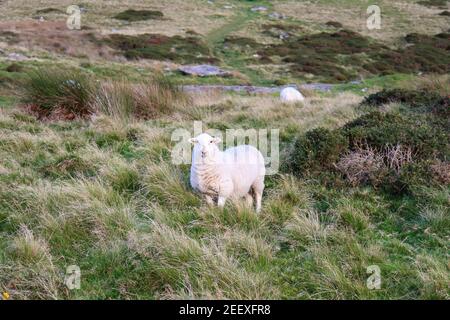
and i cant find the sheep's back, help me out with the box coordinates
[222,145,265,196]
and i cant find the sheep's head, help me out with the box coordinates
[189,133,221,163]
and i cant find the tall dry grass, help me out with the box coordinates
[91,76,191,121]
[22,69,190,120]
[22,68,95,116]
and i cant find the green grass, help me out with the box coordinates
[333,74,417,94]
[0,75,448,299]
[0,0,448,300]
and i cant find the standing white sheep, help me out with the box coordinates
[280,87,305,103]
[189,133,265,212]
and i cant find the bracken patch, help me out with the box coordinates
[106,33,217,64]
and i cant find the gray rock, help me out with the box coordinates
[181,83,336,94]
[279,31,290,40]
[269,12,286,19]
[251,6,268,12]
[7,52,28,61]
[182,85,279,94]
[179,65,231,77]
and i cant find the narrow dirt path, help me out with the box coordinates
[204,7,262,83]
[205,11,254,46]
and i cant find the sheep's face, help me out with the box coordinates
[189,133,221,162]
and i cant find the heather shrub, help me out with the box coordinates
[343,111,448,160]
[287,128,348,175]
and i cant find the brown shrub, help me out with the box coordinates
[335,145,386,186]
[384,144,414,175]
[336,144,417,187]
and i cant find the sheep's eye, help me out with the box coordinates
[210,141,213,143]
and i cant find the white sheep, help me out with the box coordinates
[280,87,305,103]
[189,133,265,212]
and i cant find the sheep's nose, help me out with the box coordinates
[201,151,206,157]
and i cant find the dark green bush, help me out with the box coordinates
[325,21,343,28]
[6,63,23,73]
[361,89,441,108]
[285,103,449,193]
[417,0,448,8]
[114,9,164,21]
[361,89,450,117]
[288,128,348,175]
[383,160,443,194]
[343,111,448,159]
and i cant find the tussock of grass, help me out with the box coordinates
[142,161,200,208]
[22,68,95,117]
[419,206,450,235]
[198,203,265,234]
[128,222,275,299]
[91,76,189,121]
[415,255,450,299]
[399,74,450,97]
[284,209,331,248]
[10,225,51,263]
[20,68,189,122]
[221,229,274,263]
[0,225,61,299]
[91,81,136,120]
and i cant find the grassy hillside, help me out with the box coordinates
[0,70,448,299]
[0,0,449,300]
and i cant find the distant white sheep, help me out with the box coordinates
[189,133,265,212]
[280,87,305,103]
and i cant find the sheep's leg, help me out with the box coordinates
[217,196,227,208]
[205,195,214,206]
[217,177,233,209]
[252,177,265,213]
[245,193,253,208]
[255,192,262,213]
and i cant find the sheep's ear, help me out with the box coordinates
[212,137,221,144]
[188,138,198,144]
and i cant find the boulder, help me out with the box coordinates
[251,6,268,12]
[178,64,230,77]
[280,87,305,103]
[7,52,28,61]
[269,12,286,19]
